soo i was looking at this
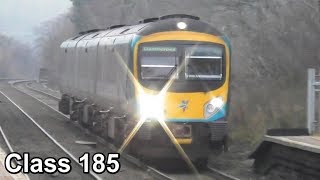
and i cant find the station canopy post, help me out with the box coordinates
[307,68,320,135]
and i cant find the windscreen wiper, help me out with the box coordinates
[166,64,177,78]
[187,64,210,92]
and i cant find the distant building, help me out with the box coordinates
[38,68,48,82]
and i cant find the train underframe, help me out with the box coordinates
[58,94,228,168]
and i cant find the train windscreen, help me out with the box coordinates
[140,46,179,80]
[185,45,223,80]
[138,42,225,92]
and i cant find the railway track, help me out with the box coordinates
[13,80,241,180]
[0,126,30,180]
[3,81,151,179]
[0,85,100,180]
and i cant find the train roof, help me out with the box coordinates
[65,14,222,43]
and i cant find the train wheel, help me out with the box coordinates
[58,94,70,115]
[92,117,102,135]
[78,108,85,125]
[79,104,92,128]
[114,119,126,147]
[91,111,103,135]
[70,111,78,121]
[87,106,95,129]
[101,119,109,140]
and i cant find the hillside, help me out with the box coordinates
[39,0,320,143]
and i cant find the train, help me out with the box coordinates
[57,14,231,167]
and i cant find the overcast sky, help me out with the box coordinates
[0,0,72,44]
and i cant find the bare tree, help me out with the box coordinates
[0,34,33,78]
[34,14,76,87]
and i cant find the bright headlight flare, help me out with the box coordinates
[177,22,187,30]
[210,96,224,107]
[204,96,224,119]
[115,48,198,176]
[138,93,165,120]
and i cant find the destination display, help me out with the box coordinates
[142,46,177,52]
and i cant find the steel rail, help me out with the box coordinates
[0,126,31,180]
[25,81,60,100]
[20,81,177,180]
[0,87,102,180]
[207,166,241,180]
[21,81,242,180]
[0,126,16,155]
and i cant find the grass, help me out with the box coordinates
[228,81,307,145]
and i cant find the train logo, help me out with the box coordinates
[178,100,189,112]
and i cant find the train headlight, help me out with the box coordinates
[206,104,215,113]
[204,96,224,119]
[138,93,164,120]
[177,22,187,30]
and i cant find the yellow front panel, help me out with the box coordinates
[134,31,230,120]
[164,85,228,119]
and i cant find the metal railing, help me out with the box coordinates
[307,68,320,134]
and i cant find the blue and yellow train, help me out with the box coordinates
[57,14,231,166]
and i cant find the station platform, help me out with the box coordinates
[263,135,320,154]
[250,133,320,179]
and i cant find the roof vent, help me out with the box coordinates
[159,14,200,20]
[108,24,126,29]
[78,29,103,35]
[138,17,159,24]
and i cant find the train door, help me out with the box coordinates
[113,35,131,112]
[75,40,87,94]
[96,37,117,106]
[86,38,100,97]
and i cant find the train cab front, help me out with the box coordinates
[131,31,230,164]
